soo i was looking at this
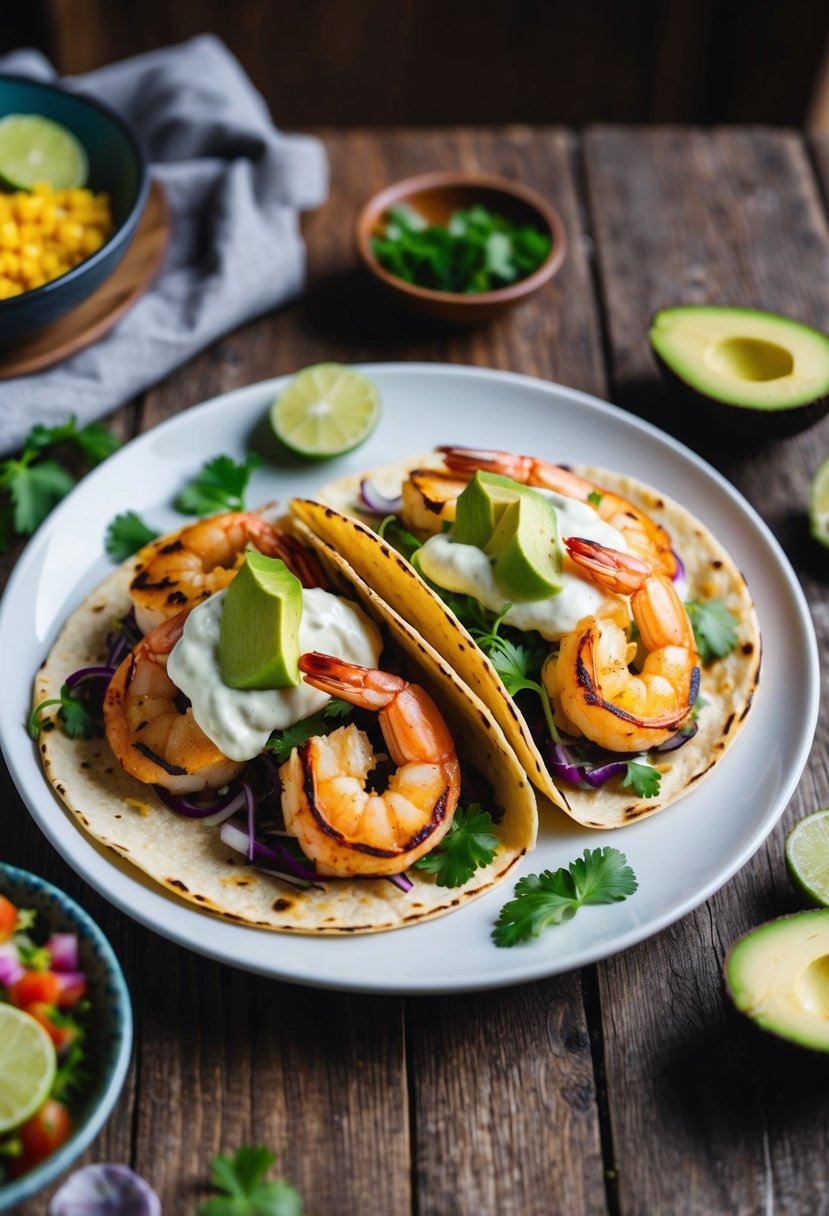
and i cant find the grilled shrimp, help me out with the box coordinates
[549,538,699,753]
[437,446,676,578]
[103,610,245,794]
[279,654,461,877]
[130,512,324,634]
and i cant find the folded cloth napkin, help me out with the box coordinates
[0,34,328,454]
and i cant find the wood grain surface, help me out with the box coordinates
[3,125,829,1216]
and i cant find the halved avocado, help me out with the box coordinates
[649,306,829,436]
[724,909,829,1051]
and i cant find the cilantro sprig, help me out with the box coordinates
[28,681,103,741]
[622,759,661,799]
[175,454,262,516]
[0,416,120,553]
[105,510,161,561]
[684,598,740,663]
[493,847,638,947]
[264,699,353,762]
[469,606,561,745]
[200,1145,302,1216]
[413,804,499,887]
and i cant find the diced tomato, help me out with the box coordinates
[24,1002,78,1054]
[0,894,17,944]
[12,1100,74,1176]
[8,969,61,1008]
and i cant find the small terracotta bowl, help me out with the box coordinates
[355,171,567,325]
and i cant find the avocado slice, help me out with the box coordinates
[454,470,531,549]
[724,909,829,1051]
[218,551,303,689]
[649,306,829,435]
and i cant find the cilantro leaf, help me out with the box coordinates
[29,683,102,741]
[469,610,561,745]
[413,804,499,887]
[377,514,422,562]
[174,454,261,516]
[1,452,75,535]
[622,760,661,799]
[493,847,638,947]
[265,701,354,762]
[23,416,120,465]
[684,598,739,663]
[105,511,160,561]
[200,1145,303,1216]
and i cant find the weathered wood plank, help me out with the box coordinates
[585,125,829,1216]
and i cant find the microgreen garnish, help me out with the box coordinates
[377,514,423,562]
[29,682,102,741]
[0,417,120,553]
[264,699,353,762]
[493,847,638,947]
[174,454,262,516]
[622,760,661,799]
[413,804,499,887]
[105,510,160,561]
[200,1145,302,1216]
[371,202,552,295]
[684,598,739,663]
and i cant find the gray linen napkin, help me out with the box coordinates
[0,34,328,454]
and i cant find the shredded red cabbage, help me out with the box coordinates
[154,784,245,820]
[654,719,699,752]
[219,821,323,884]
[64,666,115,689]
[386,872,414,893]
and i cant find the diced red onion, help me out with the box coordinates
[49,1163,161,1216]
[0,945,24,987]
[46,932,79,973]
[548,742,589,786]
[55,970,86,997]
[360,478,403,515]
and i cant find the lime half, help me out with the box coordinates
[786,809,829,905]
[270,364,380,459]
[810,456,829,548]
[0,114,88,191]
[0,1004,57,1134]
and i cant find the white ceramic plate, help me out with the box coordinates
[0,365,818,993]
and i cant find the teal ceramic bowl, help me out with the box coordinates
[0,863,132,1212]
[0,75,148,344]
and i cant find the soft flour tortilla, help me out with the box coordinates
[35,540,537,935]
[292,455,761,829]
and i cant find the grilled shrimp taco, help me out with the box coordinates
[33,511,536,935]
[292,447,761,830]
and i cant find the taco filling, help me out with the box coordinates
[293,447,761,829]
[32,512,536,934]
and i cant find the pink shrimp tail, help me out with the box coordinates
[564,537,651,596]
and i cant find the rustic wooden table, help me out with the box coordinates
[4,125,829,1216]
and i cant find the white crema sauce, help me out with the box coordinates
[417,490,629,641]
[166,587,383,761]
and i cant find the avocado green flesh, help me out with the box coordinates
[725,910,829,1050]
[650,306,829,411]
[454,471,562,601]
[218,552,303,690]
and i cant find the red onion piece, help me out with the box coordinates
[154,785,245,820]
[547,742,588,786]
[0,945,24,987]
[46,932,79,973]
[360,478,403,515]
[654,719,699,752]
[581,761,628,788]
[219,822,322,884]
[386,872,414,893]
[671,550,685,584]
[49,1163,161,1216]
[55,970,87,1002]
[65,666,115,689]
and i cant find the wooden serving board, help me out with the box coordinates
[0,178,170,379]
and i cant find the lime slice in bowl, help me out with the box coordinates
[270,364,380,459]
[0,114,88,191]
[810,455,829,548]
[786,809,829,905]
[0,1004,57,1134]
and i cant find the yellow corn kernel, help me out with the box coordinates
[56,220,84,251]
[40,250,59,276]
[18,257,40,283]
[0,221,19,249]
[31,181,53,196]
[38,204,58,237]
[80,228,106,256]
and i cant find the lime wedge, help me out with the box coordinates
[0,1004,57,1134]
[270,364,380,459]
[810,455,829,548]
[0,114,88,191]
[786,809,829,905]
